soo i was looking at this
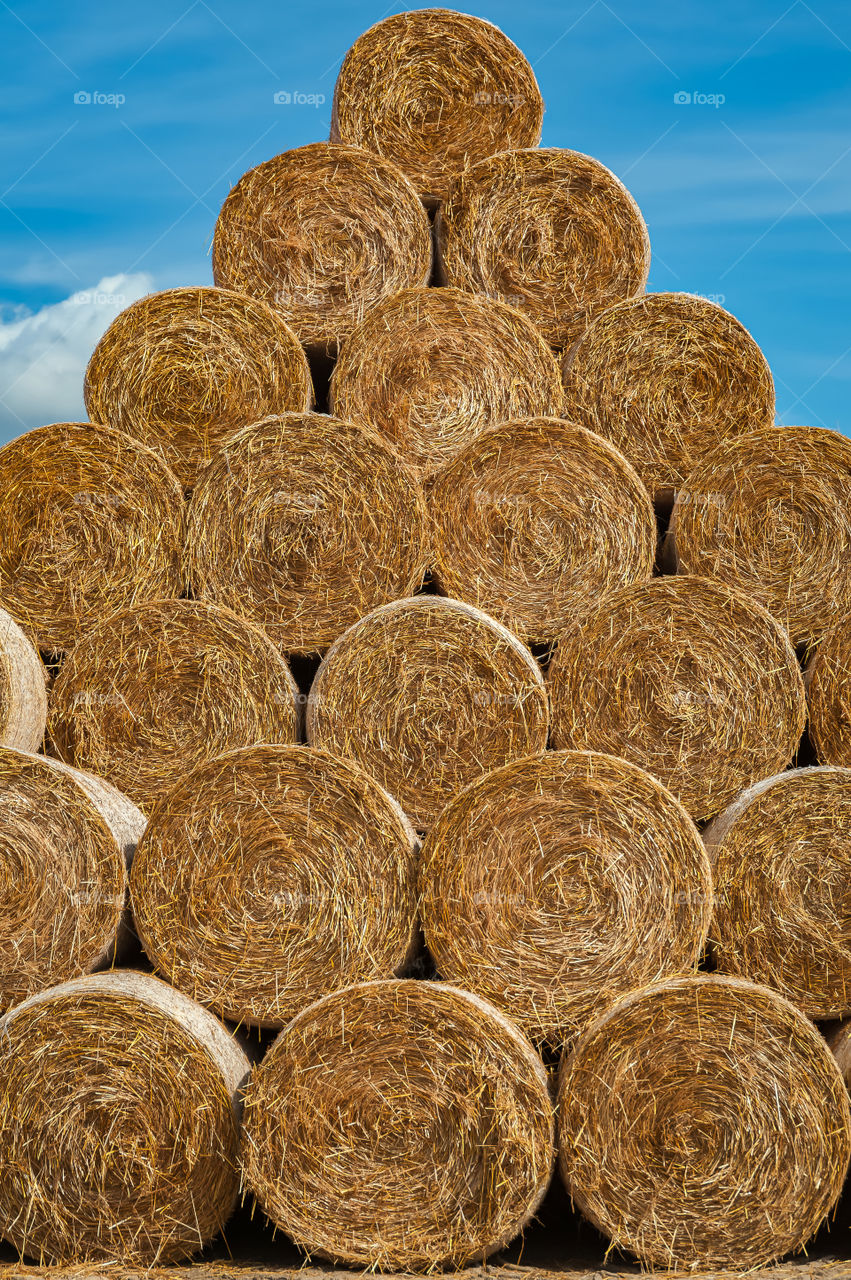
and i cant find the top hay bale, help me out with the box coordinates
[330,9,544,208]
[0,423,184,653]
[212,142,432,353]
[561,292,776,503]
[435,147,650,350]
[0,606,46,751]
[84,287,313,489]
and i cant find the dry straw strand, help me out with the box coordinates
[0,748,144,1012]
[705,765,851,1020]
[807,619,851,767]
[420,749,711,1044]
[0,607,47,751]
[329,288,565,481]
[561,292,776,502]
[130,744,419,1028]
[330,9,544,207]
[0,423,185,653]
[212,142,432,353]
[241,979,554,1270]
[558,974,851,1269]
[0,970,249,1265]
[306,595,550,830]
[48,598,300,813]
[429,417,656,644]
[547,576,806,821]
[84,286,313,488]
[435,147,650,351]
[185,411,430,653]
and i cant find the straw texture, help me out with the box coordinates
[212,142,432,352]
[0,748,144,1012]
[48,599,300,813]
[185,412,429,653]
[330,9,544,207]
[242,979,554,1270]
[548,576,806,821]
[429,417,656,644]
[807,619,851,767]
[0,970,249,1264]
[705,766,851,1020]
[329,288,564,480]
[130,744,419,1028]
[84,286,313,488]
[561,292,776,501]
[435,148,650,350]
[420,749,711,1043]
[0,423,185,653]
[307,595,549,830]
[0,607,46,751]
[558,975,851,1270]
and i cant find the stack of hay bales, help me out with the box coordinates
[0,6,850,1275]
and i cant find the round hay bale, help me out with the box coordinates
[435,147,650,351]
[330,10,544,208]
[306,595,550,830]
[807,620,851,767]
[420,749,711,1043]
[242,979,554,1270]
[429,417,656,644]
[0,607,46,751]
[548,576,806,822]
[0,423,184,653]
[329,287,565,480]
[705,766,851,1020]
[48,599,300,813]
[557,975,851,1270]
[130,744,419,1028]
[185,412,429,653]
[84,286,313,489]
[665,425,851,645]
[561,292,776,502]
[212,142,432,353]
[0,748,144,1012]
[0,969,249,1264]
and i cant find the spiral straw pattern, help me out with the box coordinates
[0,607,46,751]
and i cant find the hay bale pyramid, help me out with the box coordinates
[0,6,850,1274]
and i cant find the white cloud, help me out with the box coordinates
[0,273,153,445]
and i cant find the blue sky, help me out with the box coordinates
[0,0,848,442]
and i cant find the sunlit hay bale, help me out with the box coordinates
[419,749,711,1044]
[0,607,46,751]
[435,148,650,351]
[212,142,432,354]
[241,979,554,1270]
[0,970,249,1264]
[130,744,419,1028]
[185,412,429,653]
[330,9,544,208]
[429,417,655,645]
[0,423,185,653]
[84,286,313,489]
[0,748,143,1012]
[548,577,806,822]
[306,595,549,831]
[561,292,776,503]
[664,425,851,646]
[807,619,851,767]
[47,599,300,813]
[329,287,564,481]
[557,975,851,1270]
[705,766,851,1020]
